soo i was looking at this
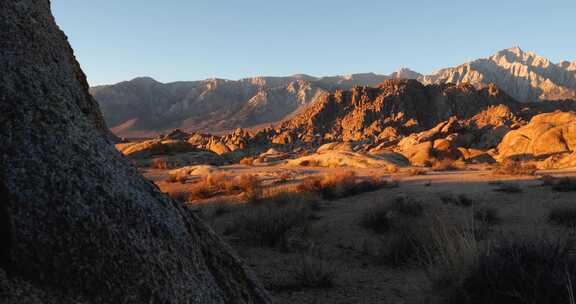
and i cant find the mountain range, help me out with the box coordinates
[90,47,576,138]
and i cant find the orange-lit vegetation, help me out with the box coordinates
[407,167,427,176]
[185,173,262,201]
[152,158,171,169]
[492,160,537,176]
[239,156,255,166]
[297,171,397,200]
[432,159,460,172]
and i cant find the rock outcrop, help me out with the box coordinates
[0,1,269,303]
[497,111,576,162]
[273,79,519,144]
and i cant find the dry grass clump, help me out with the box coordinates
[492,160,537,176]
[239,156,255,166]
[361,205,392,234]
[542,177,576,192]
[187,173,262,201]
[417,214,480,289]
[299,159,321,167]
[152,158,171,169]
[389,196,425,217]
[249,191,322,211]
[165,174,178,183]
[234,174,262,199]
[548,207,576,227]
[374,211,478,270]
[298,171,396,200]
[277,172,294,184]
[225,191,321,248]
[439,193,475,207]
[447,236,576,304]
[432,159,460,172]
[407,168,427,176]
[292,256,338,289]
[165,173,188,184]
[196,201,237,220]
[168,191,188,203]
[376,229,422,266]
[361,196,425,235]
[228,206,308,248]
[473,206,500,225]
[492,183,522,193]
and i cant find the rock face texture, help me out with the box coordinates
[497,111,576,161]
[0,1,269,303]
[420,47,576,102]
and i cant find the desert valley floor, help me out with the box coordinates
[142,159,576,303]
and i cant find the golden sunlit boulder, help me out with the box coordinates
[497,111,576,161]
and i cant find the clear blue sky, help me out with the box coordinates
[51,0,575,86]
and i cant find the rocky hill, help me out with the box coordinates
[271,79,520,143]
[419,47,576,102]
[0,1,269,303]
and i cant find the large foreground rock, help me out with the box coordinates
[0,1,269,303]
[497,111,576,160]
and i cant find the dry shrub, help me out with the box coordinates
[361,205,392,234]
[196,200,237,221]
[407,167,427,176]
[492,160,537,176]
[239,157,255,166]
[492,183,522,193]
[277,171,295,184]
[540,174,557,186]
[473,206,500,225]
[168,191,188,203]
[418,214,480,288]
[389,196,425,217]
[177,175,188,184]
[235,174,262,199]
[188,181,215,201]
[227,205,309,248]
[292,256,337,288]
[440,193,475,207]
[297,171,394,200]
[361,196,424,234]
[374,211,478,271]
[543,177,576,192]
[152,158,170,169]
[188,173,229,201]
[548,207,576,227]
[299,159,321,167]
[187,173,262,201]
[432,159,459,172]
[165,174,178,183]
[165,173,188,184]
[448,236,576,304]
[258,191,321,211]
[205,172,228,189]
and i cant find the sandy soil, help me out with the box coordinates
[142,163,576,303]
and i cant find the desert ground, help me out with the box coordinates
[142,159,576,304]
